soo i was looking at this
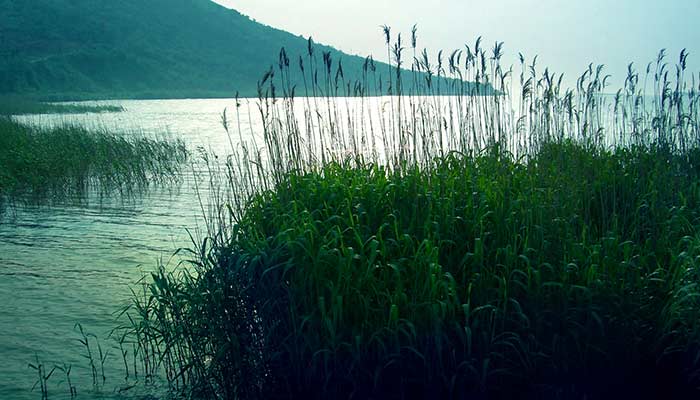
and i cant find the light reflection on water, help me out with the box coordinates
[1,95,447,399]
[1,98,250,400]
[0,93,641,398]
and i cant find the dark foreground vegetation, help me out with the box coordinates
[119,33,700,399]
[0,117,187,202]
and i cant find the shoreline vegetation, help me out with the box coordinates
[0,117,187,207]
[116,31,700,400]
[0,97,125,116]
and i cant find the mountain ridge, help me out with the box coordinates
[0,0,486,101]
[0,0,383,100]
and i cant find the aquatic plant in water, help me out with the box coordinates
[124,29,700,399]
[0,117,188,206]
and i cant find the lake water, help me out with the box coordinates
[1,98,260,400]
[0,94,630,399]
[3,94,419,399]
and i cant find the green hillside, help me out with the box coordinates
[0,0,413,100]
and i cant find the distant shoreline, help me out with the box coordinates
[2,89,496,103]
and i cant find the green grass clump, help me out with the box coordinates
[0,97,124,115]
[121,31,700,399]
[135,143,700,399]
[0,117,187,201]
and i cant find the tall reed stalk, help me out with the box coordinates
[125,29,700,399]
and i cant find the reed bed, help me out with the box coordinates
[0,97,124,115]
[0,117,187,202]
[122,30,700,399]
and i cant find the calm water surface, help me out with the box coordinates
[0,94,634,398]
[2,94,472,399]
[1,99,258,400]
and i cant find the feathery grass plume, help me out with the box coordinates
[126,28,700,399]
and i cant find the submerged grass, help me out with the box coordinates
[0,117,187,202]
[121,29,700,399]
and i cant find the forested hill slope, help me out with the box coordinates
[0,0,400,100]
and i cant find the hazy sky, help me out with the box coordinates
[214,0,700,89]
